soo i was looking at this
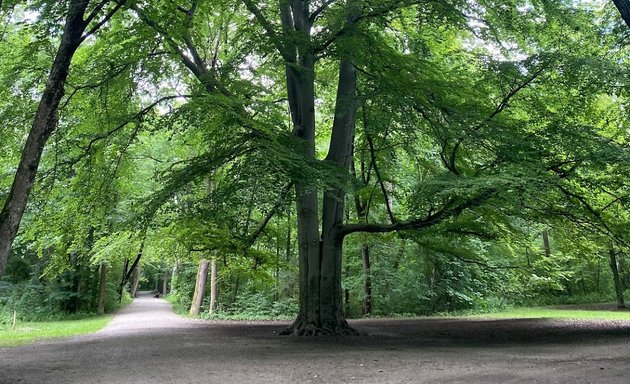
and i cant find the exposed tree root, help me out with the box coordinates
[280,317,364,336]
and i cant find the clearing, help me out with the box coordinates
[1,293,629,383]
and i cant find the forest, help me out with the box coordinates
[1,0,630,336]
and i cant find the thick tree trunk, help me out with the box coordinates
[97,263,107,315]
[190,259,209,316]
[609,247,626,309]
[281,0,360,336]
[613,0,630,28]
[0,1,90,278]
[209,259,218,314]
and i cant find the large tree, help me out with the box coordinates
[0,0,127,277]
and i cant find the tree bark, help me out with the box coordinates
[0,1,88,277]
[278,0,360,336]
[97,263,107,315]
[209,259,218,314]
[189,259,209,316]
[542,229,551,258]
[118,239,144,301]
[162,267,169,295]
[130,263,141,298]
[0,0,126,278]
[609,247,626,309]
[613,0,630,28]
[353,157,373,317]
[361,244,373,316]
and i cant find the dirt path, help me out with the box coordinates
[1,294,630,383]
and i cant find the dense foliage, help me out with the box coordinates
[1,0,629,329]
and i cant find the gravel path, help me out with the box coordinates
[2,294,630,383]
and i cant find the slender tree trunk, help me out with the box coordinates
[609,247,626,309]
[344,251,351,317]
[209,259,218,314]
[361,244,373,316]
[232,275,240,305]
[190,259,209,316]
[542,229,551,258]
[618,254,628,290]
[130,263,141,298]
[0,1,97,278]
[97,263,107,315]
[118,239,144,302]
[162,267,169,295]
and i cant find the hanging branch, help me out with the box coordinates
[244,182,294,250]
[366,134,396,223]
[339,189,496,237]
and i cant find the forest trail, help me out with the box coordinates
[98,291,195,336]
[1,296,630,383]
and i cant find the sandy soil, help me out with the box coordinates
[1,293,630,384]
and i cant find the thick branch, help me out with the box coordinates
[613,0,630,28]
[339,190,495,237]
[310,0,336,22]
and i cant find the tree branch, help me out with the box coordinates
[366,134,395,223]
[241,0,291,61]
[244,182,294,248]
[310,0,337,22]
[339,190,495,237]
[65,95,190,168]
[613,0,630,28]
[81,0,128,42]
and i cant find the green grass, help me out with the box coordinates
[464,307,630,321]
[0,315,112,347]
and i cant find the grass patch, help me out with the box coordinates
[464,307,630,321]
[163,294,190,317]
[0,316,112,347]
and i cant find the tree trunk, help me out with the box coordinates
[280,0,360,335]
[209,259,218,314]
[609,247,626,309]
[130,263,141,298]
[97,263,107,315]
[542,229,551,258]
[613,0,630,28]
[231,274,240,305]
[118,240,144,302]
[0,1,95,278]
[162,267,169,295]
[189,259,209,316]
[361,244,373,316]
[618,253,628,290]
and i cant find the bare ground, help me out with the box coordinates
[1,293,630,384]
